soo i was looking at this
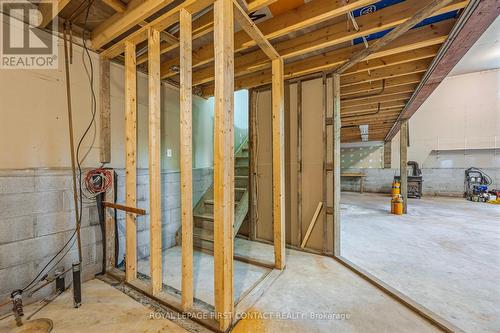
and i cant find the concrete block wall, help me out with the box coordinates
[0,167,213,311]
[114,168,213,265]
[0,169,102,311]
[341,167,500,196]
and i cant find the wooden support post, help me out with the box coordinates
[272,57,285,270]
[213,0,234,329]
[400,119,408,214]
[124,41,137,282]
[179,8,193,311]
[296,81,302,246]
[148,28,162,295]
[100,57,111,164]
[332,73,341,256]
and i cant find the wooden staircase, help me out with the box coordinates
[176,140,249,251]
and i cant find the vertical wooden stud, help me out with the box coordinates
[321,73,328,254]
[400,119,408,214]
[148,28,162,295]
[249,89,257,241]
[124,41,137,282]
[213,0,234,329]
[100,57,111,164]
[272,57,285,270]
[180,8,193,311]
[332,73,341,256]
[296,81,302,246]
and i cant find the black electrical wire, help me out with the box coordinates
[18,0,98,295]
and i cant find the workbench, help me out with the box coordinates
[341,172,366,193]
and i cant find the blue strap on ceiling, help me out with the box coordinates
[352,0,459,45]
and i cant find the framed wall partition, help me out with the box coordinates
[99,0,286,331]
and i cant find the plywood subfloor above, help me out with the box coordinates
[0,279,188,333]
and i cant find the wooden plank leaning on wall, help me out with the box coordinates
[148,27,162,295]
[179,7,194,311]
[213,0,235,330]
[124,41,137,282]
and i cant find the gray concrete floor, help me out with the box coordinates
[341,192,500,333]
[137,245,271,307]
[233,245,439,332]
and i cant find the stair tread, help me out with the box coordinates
[194,213,214,220]
[205,199,239,205]
[194,227,214,242]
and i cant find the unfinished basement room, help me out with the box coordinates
[0,0,499,332]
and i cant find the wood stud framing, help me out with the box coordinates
[93,0,473,330]
[180,8,194,310]
[272,57,285,269]
[321,74,328,254]
[124,41,137,283]
[296,81,302,246]
[100,57,111,164]
[213,0,235,329]
[332,73,341,256]
[101,1,285,329]
[148,28,162,295]
[249,89,258,241]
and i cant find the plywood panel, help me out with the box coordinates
[300,78,325,252]
[255,90,273,242]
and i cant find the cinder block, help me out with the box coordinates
[137,244,149,260]
[164,183,181,197]
[0,215,35,244]
[35,211,76,237]
[0,191,62,219]
[161,210,171,225]
[165,194,180,210]
[170,207,181,223]
[62,190,94,211]
[79,225,102,248]
[116,186,125,202]
[88,206,100,226]
[0,176,35,194]
[34,175,72,192]
[0,262,34,294]
[0,233,67,270]
[165,172,180,183]
[136,184,149,201]
[137,174,150,185]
